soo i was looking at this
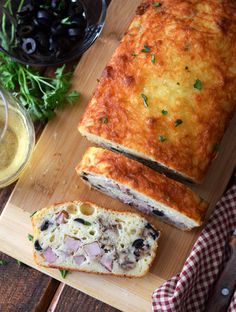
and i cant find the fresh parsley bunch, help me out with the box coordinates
[0,51,79,120]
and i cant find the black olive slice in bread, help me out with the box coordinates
[31,201,160,277]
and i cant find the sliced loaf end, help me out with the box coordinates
[76,147,208,230]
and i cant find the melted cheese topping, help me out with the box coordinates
[79,0,236,182]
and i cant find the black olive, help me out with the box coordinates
[68,27,81,37]
[35,11,53,28]
[52,0,68,12]
[153,210,165,217]
[17,24,35,38]
[71,16,86,29]
[74,218,91,226]
[14,0,87,60]
[40,220,50,231]
[49,36,60,52]
[17,4,35,19]
[145,223,158,232]
[37,10,52,21]
[134,250,140,257]
[151,230,160,240]
[21,38,37,54]
[145,223,152,229]
[68,2,84,16]
[35,18,50,28]
[74,218,86,224]
[51,22,66,36]
[34,240,43,251]
[51,0,59,9]
[94,186,103,191]
[35,32,49,50]
[145,223,160,240]
[22,4,34,12]
[132,239,144,249]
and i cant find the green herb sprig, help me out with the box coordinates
[159,135,167,142]
[153,2,162,7]
[0,52,80,120]
[194,79,202,90]
[99,116,108,124]
[61,17,72,25]
[0,259,7,265]
[16,260,22,266]
[0,0,15,50]
[141,93,148,107]
[141,45,150,53]
[28,234,34,241]
[59,269,69,279]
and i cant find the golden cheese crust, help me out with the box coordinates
[79,0,236,182]
[76,147,208,226]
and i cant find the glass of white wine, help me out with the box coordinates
[0,88,35,188]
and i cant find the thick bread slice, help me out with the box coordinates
[32,201,160,277]
[76,147,208,230]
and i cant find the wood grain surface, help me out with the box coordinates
[0,0,235,311]
[54,286,118,312]
[0,147,60,312]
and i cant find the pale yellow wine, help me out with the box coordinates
[0,101,30,181]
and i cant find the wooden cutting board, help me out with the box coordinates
[0,1,235,311]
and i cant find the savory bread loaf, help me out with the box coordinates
[78,0,236,183]
[76,147,208,230]
[31,201,160,277]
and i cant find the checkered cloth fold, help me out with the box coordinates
[152,173,236,312]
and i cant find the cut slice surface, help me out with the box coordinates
[32,201,160,277]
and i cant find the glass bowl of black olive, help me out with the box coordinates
[0,0,106,66]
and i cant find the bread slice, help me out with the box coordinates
[76,147,208,230]
[31,201,160,277]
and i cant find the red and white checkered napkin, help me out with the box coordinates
[152,173,236,312]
